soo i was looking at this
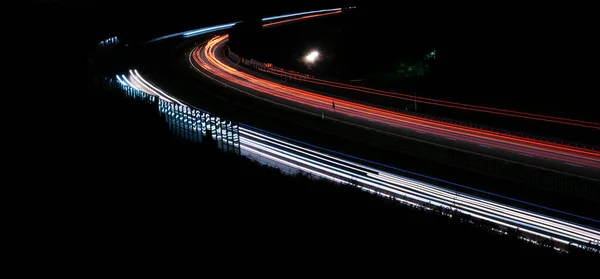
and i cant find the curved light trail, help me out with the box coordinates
[190,35,600,171]
[120,70,185,105]
[258,67,600,130]
[144,8,342,43]
[120,68,600,252]
[128,9,600,252]
[239,124,600,250]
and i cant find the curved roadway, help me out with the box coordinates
[125,8,600,251]
[116,68,600,251]
[190,35,600,180]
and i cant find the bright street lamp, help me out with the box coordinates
[304,50,319,63]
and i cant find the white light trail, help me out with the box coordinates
[132,70,184,105]
[123,68,600,251]
[131,6,600,250]
[262,8,341,21]
[115,75,127,86]
[145,8,342,43]
[240,129,599,247]
[120,75,136,88]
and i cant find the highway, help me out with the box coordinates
[119,8,600,252]
[239,124,600,250]
[190,35,600,179]
[257,66,600,130]
[116,67,600,252]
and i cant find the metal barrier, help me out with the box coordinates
[99,36,119,47]
[225,46,598,151]
[98,69,600,252]
[104,76,241,155]
[223,47,600,201]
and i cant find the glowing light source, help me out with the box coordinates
[304,50,319,63]
[189,36,600,168]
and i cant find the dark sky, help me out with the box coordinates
[27,0,353,43]
[22,1,355,108]
[27,1,598,50]
[15,2,598,264]
[22,0,600,120]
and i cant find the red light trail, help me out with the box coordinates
[189,15,600,171]
[259,64,600,130]
[261,10,599,130]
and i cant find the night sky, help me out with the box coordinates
[11,0,600,268]
[25,1,600,173]
[21,1,599,188]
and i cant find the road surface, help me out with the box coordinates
[189,35,600,180]
[118,8,600,252]
[116,68,600,251]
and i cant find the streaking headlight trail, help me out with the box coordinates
[145,7,342,43]
[190,35,600,171]
[111,67,599,252]
[122,8,599,253]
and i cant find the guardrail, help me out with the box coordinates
[104,72,600,252]
[223,46,600,201]
[99,36,119,47]
[225,46,599,151]
[104,76,241,154]
[93,25,600,253]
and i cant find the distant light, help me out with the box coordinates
[304,50,320,63]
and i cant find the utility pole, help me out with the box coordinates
[414,92,417,111]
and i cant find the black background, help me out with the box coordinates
[15,0,599,268]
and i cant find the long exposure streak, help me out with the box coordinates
[191,35,600,170]
[123,70,600,250]
[131,9,600,253]
[257,67,600,130]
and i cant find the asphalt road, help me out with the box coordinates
[191,37,600,181]
[113,66,600,252]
